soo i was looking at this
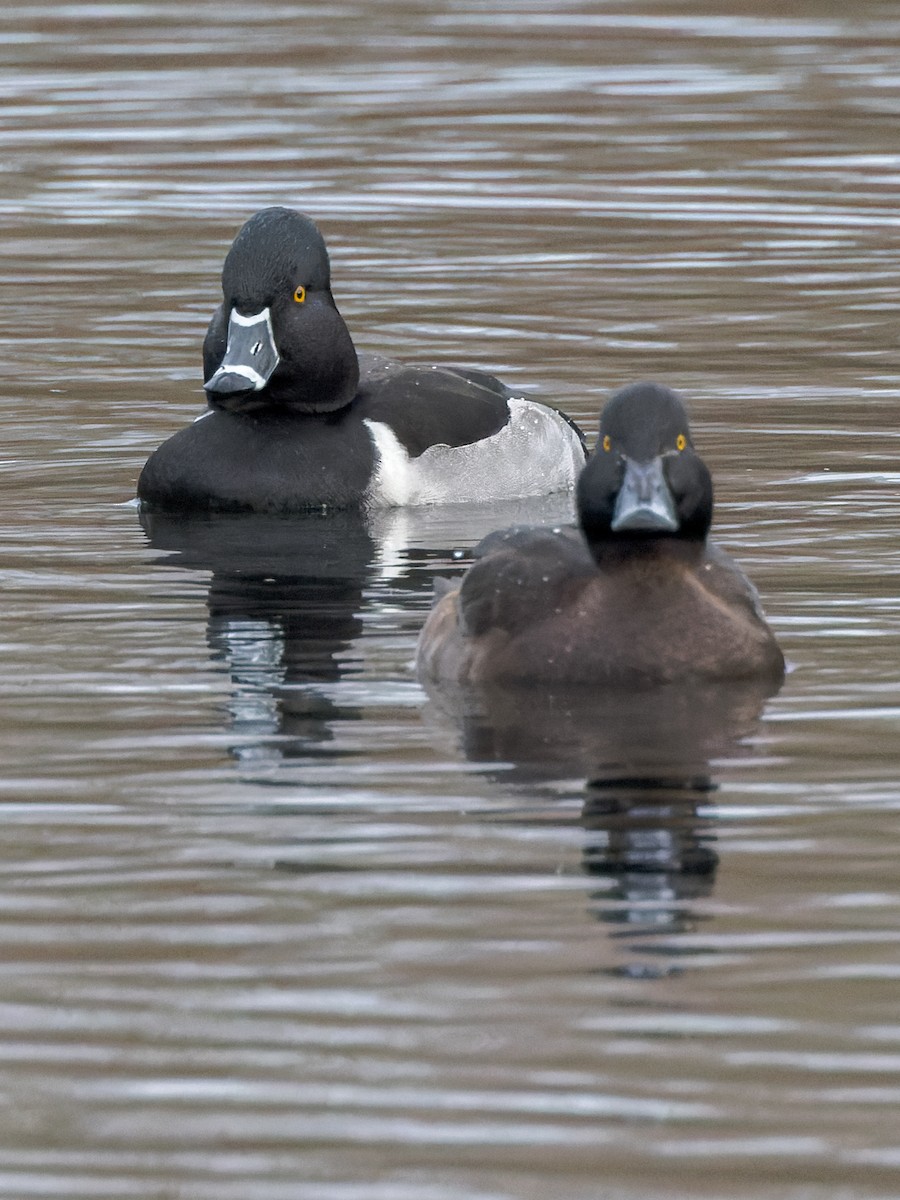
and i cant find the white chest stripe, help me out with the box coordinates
[363,398,584,508]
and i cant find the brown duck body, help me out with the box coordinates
[417,530,784,686]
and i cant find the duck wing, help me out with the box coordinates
[457,525,592,637]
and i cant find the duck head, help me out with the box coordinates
[577,382,713,560]
[203,207,360,415]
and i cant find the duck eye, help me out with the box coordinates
[602,434,611,452]
[676,433,687,451]
[293,285,306,304]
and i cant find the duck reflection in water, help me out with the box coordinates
[423,674,778,974]
[139,498,572,773]
[140,509,380,771]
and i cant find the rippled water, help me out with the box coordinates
[2,2,900,1197]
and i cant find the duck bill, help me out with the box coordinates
[204,307,280,399]
[611,455,679,533]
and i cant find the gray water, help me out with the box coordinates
[2,2,900,1196]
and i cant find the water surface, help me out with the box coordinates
[2,2,900,1197]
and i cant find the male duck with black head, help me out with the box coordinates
[417,381,784,686]
[137,207,587,512]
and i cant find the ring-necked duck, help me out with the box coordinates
[416,381,785,686]
[137,207,587,513]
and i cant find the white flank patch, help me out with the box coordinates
[363,398,584,508]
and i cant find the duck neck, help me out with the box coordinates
[585,533,706,570]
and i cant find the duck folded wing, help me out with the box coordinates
[457,526,592,637]
[699,543,774,625]
[357,359,523,454]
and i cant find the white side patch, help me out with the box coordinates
[363,398,584,508]
[364,419,414,507]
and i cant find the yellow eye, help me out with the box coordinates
[676,433,687,451]
[602,434,611,452]
[293,285,306,304]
